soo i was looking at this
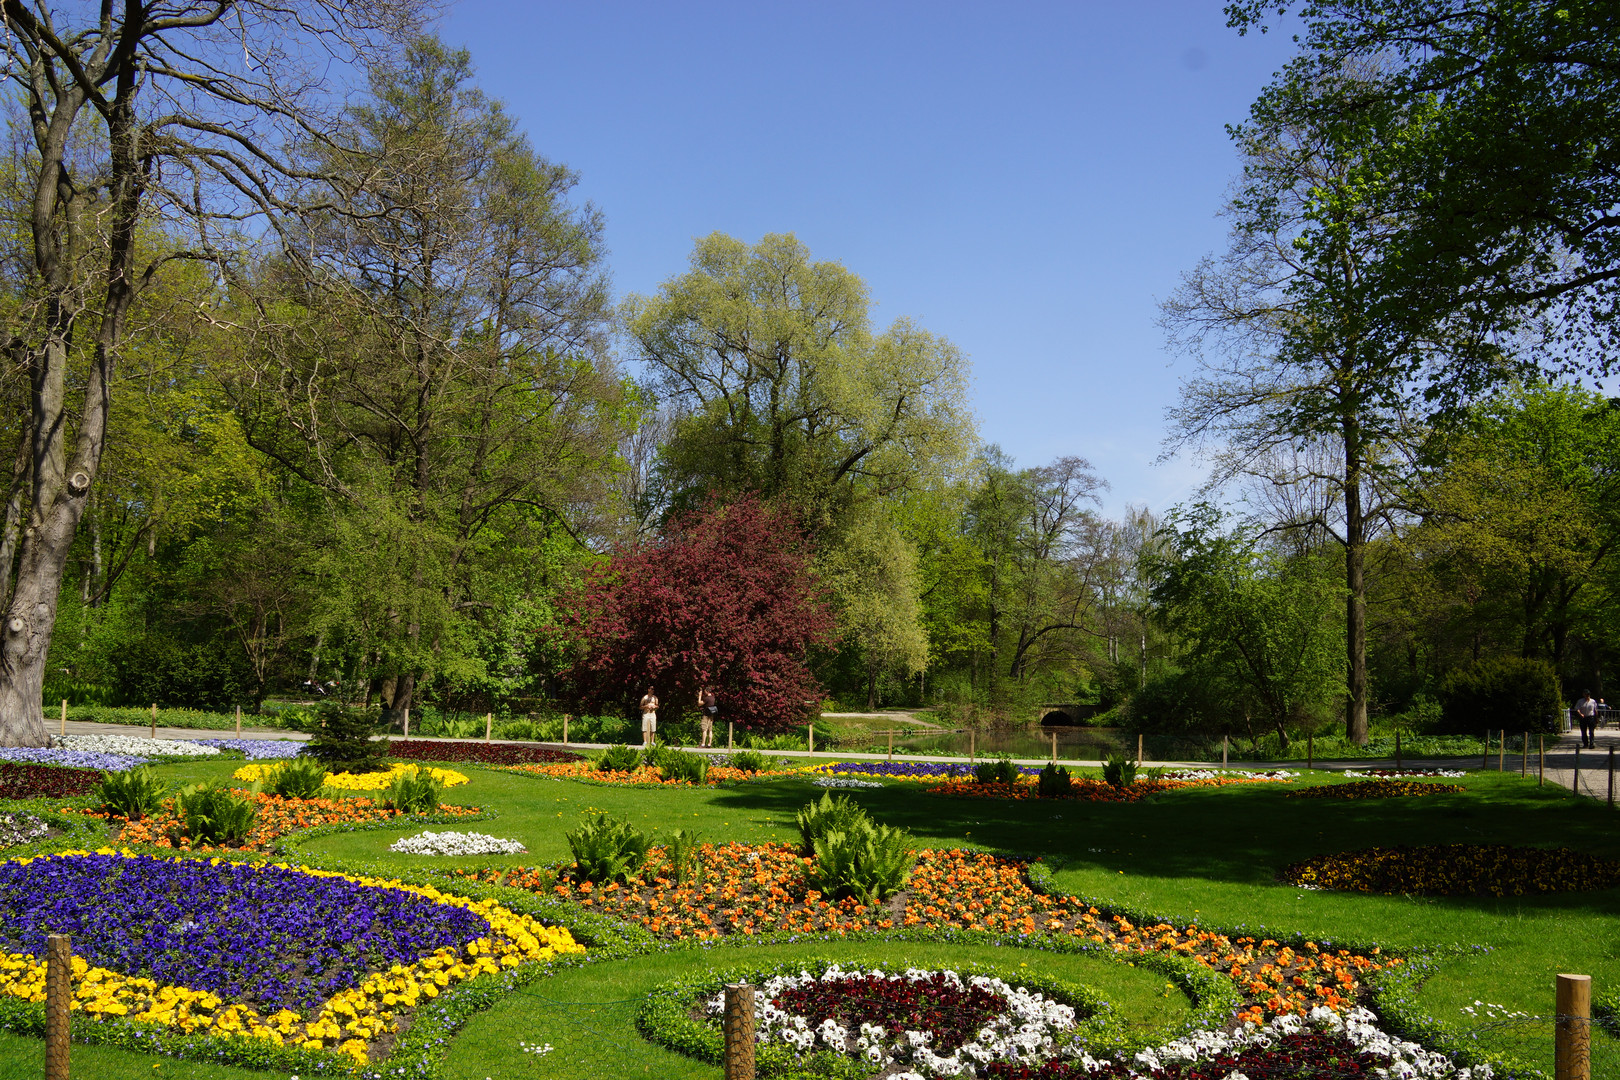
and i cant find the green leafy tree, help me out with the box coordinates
[819,515,928,711]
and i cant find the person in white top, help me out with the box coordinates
[1576,690,1599,749]
[639,687,659,749]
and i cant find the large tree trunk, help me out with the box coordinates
[1343,436,1369,746]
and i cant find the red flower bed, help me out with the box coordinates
[1286,780,1457,800]
[0,762,101,799]
[776,971,1008,1048]
[386,739,583,766]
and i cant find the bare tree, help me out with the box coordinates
[0,1,424,746]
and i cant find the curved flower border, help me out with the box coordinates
[0,850,583,1070]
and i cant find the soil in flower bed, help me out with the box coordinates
[926,774,1288,803]
[1286,780,1458,800]
[468,843,1392,1022]
[106,791,481,852]
[0,760,102,799]
[1283,843,1620,896]
[496,759,802,786]
[386,739,584,766]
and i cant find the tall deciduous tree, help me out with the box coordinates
[558,495,835,733]
[0,0,421,746]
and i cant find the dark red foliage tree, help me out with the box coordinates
[558,495,835,734]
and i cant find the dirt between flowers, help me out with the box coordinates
[464,843,1395,1024]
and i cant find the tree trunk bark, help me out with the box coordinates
[1344,441,1369,746]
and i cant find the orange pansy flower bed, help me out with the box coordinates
[494,760,801,787]
[100,791,480,852]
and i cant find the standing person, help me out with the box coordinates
[1576,689,1599,749]
[697,686,718,748]
[640,687,659,749]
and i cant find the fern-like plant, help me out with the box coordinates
[974,757,1021,785]
[665,828,704,885]
[729,749,767,774]
[1102,752,1138,789]
[173,783,258,846]
[565,812,651,884]
[796,791,871,852]
[596,745,641,773]
[657,749,708,784]
[266,757,329,799]
[95,768,167,820]
[1037,762,1072,798]
[801,822,917,903]
[378,768,444,814]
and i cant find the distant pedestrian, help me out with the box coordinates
[1576,689,1599,749]
[640,687,659,749]
[697,686,718,748]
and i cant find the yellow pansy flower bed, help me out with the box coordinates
[233,760,470,790]
[0,850,582,1067]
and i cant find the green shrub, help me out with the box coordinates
[265,757,328,799]
[729,749,767,774]
[106,634,257,710]
[741,732,805,751]
[973,756,1021,785]
[596,744,642,772]
[1437,656,1563,735]
[378,768,444,814]
[1037,762,1072,798]
[656,749,708,784]
[795,791,870,852]
[1102,752,1138,789]
[95,768,166,820]
[801,822,917,903]
[565,812,651,884]
[302,701,386,774]
[173,783,258,846]
[666,828,703,885]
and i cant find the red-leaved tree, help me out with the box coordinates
[558,495,836,733]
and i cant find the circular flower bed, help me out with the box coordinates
[57,735,221,758]
[1283,843,1620,896]
[1341,768,1466,779]
[190,739,305,760]
[0,761,104,799]
[386,739,584,766]
[232,761,470,790]
[1286,780,1458,800]
[110,791,481,852]
[640,961,1111,1080]
[0,747,147,772]
[472,843,1392,1021]
[813,776,884,789]
[927,773,1288,803]
[389,830,526,855]
[496,759,803,787]
[0,851,583,1066]
[813,761,1032,782]
[0,812,49,846]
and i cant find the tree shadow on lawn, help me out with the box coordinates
[708,777,1620,915]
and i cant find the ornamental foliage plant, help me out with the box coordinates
[301,702,386,775]
[557,494,836,734]
[378,768,445,814]
[666,828,703,885]
[974,757,1022,786]
[1101,753,1138,789]
[265,756,329,799]
[796,791,871,852]
[565,811,652,884]
[1037,762,1073,798]
[173,783,259,846]
[802,822,917,903]
[596,745,640,772]
[729,749,767,773]
[652,746,708,784]
[94,768,167,820]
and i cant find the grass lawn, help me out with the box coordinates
[6,751,1619,1077]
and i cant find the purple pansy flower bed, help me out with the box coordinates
[190,738,306,760]
[0,747,147,772]
[0,853,490,1012]
[823,761,1043,779]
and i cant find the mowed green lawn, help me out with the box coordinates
[11,753,1620,1078]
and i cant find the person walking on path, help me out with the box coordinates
[640,687,659,749]
[1576,689,1599,749]
[697,686,718,748]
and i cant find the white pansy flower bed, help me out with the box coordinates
[55,734,220,757]
[388,830,526,856]
[813,776,884,789]
[704,966,1077,1077]
[1343,768,1467,779]
[1160,768,1299,781]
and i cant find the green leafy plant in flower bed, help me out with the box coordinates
[796,791,870,848]
[803,821,917,904]
[649,745,708,784]
[596,744,641,773]
[1282,844,1620,896]
[380,767,446,813]
[1101,753,1138,789]
[172,782,258,845]
[566,810,652,884]
[974,756,1022,785]
[730,749,769,773]
[1286,780,1458,800]
[264,756,328,799]
[94,767,167,819]
[1038,762,1073,797]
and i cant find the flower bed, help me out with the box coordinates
[57,735,221,758]
[926,773,1289,803]
[190,739,305,761]
[813,776,885,789]
[232,761,470,790]
[1283,843,1620,896]
[0,761,103,800]
[0,813,49,847]
[386,739,584,766]
[472,843,1391,1021]
[0,851,583,1066]
[110,791,480,852]
[496,759,802,787]
[1341,768,1466,779]
[389,830,526,856]
[1286,780,1458,800]
[0,747,146,772]
[981,1006,1486,1079]
[812,761,1022,782]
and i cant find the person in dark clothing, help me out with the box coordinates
[697,686,718,748]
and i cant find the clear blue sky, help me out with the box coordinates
[439,1,1304,517]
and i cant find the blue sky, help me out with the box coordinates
[439,1,1304,517]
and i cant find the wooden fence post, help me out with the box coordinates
[1222,735,1229,768]
[563,715,570,745]
[150,703,156,739]
[44,933,69,1080]
[1555,973,1591,1080]
[1051,730,1057,764]
[1395,728,1402,771]
[1137,732,1144,765]
[403,707,410,739]
[1499,729,1505,772]
[1574,747,1582,797]
[485,712,492,742]
[1306,733,1313,771]
[1522,732,1529,776]
[59,699,66,737]
[807,724,813,754]
[1541,735,1546,786]
[1608,746,1615,809]
[969,728,975,763]
[727,721,733,750]
[887,730,893,761]
[234,705,241,738]
[724,982,756,1080]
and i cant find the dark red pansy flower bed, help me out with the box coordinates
[774,973,1008,1050]
[0,761,101,800]
[986,1032,1389,1077]
[385,739,584,766]
[1286,780,1456,800]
